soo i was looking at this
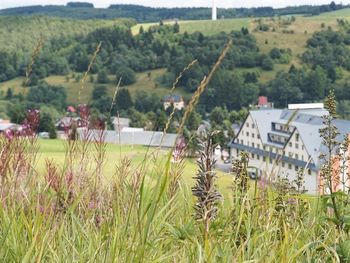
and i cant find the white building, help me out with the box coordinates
[229,104,350,194]
[163,95,185,111]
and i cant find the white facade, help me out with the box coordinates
[231,113,319,194]
[164,100,185,111]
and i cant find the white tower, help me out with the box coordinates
[212,0,217,21]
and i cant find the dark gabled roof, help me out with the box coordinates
[163,94,183,103]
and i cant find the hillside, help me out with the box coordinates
[1,8,350,117]
[164,8,350,83]
[0,69,191,105]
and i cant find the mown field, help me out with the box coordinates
[36,139,233,194]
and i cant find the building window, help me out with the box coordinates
[236,149,239,155]
[246,123,249,127]
[252,143,255,148]
[289,142,292,147]
[283,150,286,156]
[252,153,255,159]
[252,124,255,128]
[296,134,299,142]
[288,164,292,169]
[257,155,260,160]
[247,132,250,137]
[257,144,260,149]
[289,152,293,158]
[282,162,285,168]
[241,140,243,144]
[263,156,266,162]
[263,146,266,151]
[252,133,255,138]
[295,143,299,149]
[295,154,299,160]
[257,134,260,139]
[308,169,311,175]
[295,165,299,171]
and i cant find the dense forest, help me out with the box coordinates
[0,2,347,22]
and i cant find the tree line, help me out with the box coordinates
[0,2,346,22]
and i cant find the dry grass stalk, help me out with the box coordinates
[177,39,232,135]
[78,41,102,102]
[25,36,44,86]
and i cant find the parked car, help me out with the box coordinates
[38,132,50,139]
[248,167,260,180]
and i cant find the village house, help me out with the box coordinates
[229,103,350,194]
[0,119,19,134]
[163,95,185,110]
[256,96,274,109]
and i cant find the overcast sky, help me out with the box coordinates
[0,0,349,9]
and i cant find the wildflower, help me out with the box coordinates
[4,129,14,140]
[21,109,40,136]
[172,136,186,163]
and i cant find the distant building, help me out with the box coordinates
[0,120,19,134]
[79,129,178,148]
[56,117,84,131]
[323,134,350,193]
[256,96,274,109]
[163,95,185,110]
[111,117,130,131]
[229,103,350,194]
[66,105,76,113]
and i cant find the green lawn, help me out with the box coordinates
[131,18,250,36]
[179,18,249,35]
[35,139,233,196]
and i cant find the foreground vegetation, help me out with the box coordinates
[0,103,349,262]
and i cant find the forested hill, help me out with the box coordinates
[0,2,348,22]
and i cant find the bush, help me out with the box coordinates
[116,67,136,86]
[261,57,274,70]
[97,69,109,84]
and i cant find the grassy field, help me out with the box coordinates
[179,18,250,35]
[35,139,233,195]
[131,18,249,36]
